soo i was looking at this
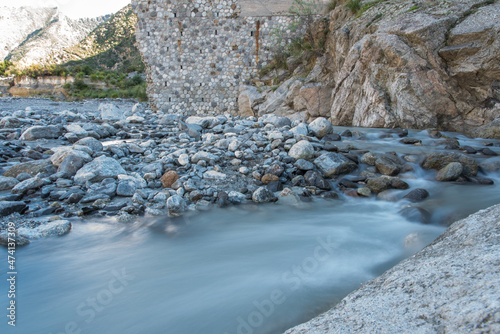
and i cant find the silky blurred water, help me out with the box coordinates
[1,200,447,334]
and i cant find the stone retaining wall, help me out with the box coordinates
[132,0,313,114]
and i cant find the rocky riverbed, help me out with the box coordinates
[0,97,499,246]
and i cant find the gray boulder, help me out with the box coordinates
[18,220,72,239]
[403,189,430,202]
[11,176,47,194]
[167,195,187,215]
[289,140,315,160]
[116,181,137,197]
[3,159,52,178]
[295,159,315,171]
[179,121,201,139]
[422,152,478,177]
[314,152,358,178]
[252,187,278,203]
[262,115,292,128]
[50,147,92,167]
[277,188,302,206]
[75,137,104,152]
[290,123,309,137]
[191,151,218,164]
[375,154,403,176]
[366,176,392,193]
[0,201,26,217]
[436,162,463,182]
[74,156,127,184]
[0,176,19,191]
[99,103,124,121]
[58,155,86,178]
[304,171,331,190]
[20,125,63,141]
[309,117,333,139]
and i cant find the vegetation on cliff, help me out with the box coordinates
[1,4,146,101]
[63,4,144,73]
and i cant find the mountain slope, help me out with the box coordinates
[0,7,58,61]
[1,7,103,68]
[62,4,143,72]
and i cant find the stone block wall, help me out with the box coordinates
[132,0,307,114]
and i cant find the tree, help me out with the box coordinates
[0,61,13,76]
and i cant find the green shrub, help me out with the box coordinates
[0,61,13,76]
[73,79,88,91]
[346,0,362,13]
[328,0,338,11]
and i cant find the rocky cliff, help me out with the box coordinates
[285,203,500,333]
[243,0,500,138]
[0,7,104,67]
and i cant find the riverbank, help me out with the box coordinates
[0,97,499,245]
[285,203,500,333]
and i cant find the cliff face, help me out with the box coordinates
[246,0,500,138]
[324,0,499,136]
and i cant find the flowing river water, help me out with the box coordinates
[1,128,500,334]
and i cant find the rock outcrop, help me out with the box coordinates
[285,204,500,333]
[249,0,500,138]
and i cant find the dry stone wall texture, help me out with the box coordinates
[132,0,306,114]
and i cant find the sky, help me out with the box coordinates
[0,0,131,19]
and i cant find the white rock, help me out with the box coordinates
[167,195,186,215]
[99,103,124,121]
[289,140,315,160]
[203,171,227,180]
[239,167,250,174]
[178,154,190,166]
[191,151,218,163]
[126,115,145,123]
[228,140,240,152]
[309,117,333,139]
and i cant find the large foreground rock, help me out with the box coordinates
[422,152,478,177]
[314,152,357,177]
[285,204,500,334]
[74,156,126,184]
[18,220,72,239]
[238,86,264,117]
[3,159,52,178]
[20,125,63,140]
[99,103,125,121]
[0,201,27,217]
[289,140,315,160]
